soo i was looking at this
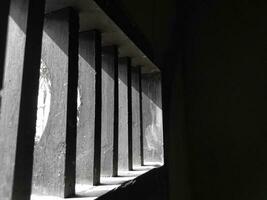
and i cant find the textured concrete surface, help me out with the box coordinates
[118,58,130,171]
[32,8,78,198]
[142,73,163,164]
[0,0,45,199]
[101,46,118,177]
[76,31,101,186]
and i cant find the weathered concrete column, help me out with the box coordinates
[0,0,45,199]
[131,67,141,167]
[76,30,102,186]
[142,73,164,164]
[138,67,144,166]
[101,46,118,177]
[118,57,130,171]
[32,8,79,198]
[127,64,133,170]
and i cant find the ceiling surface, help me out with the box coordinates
[45,0,165,73]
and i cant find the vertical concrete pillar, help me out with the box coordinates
[0,0,10,94]
[127,64,133,170]
[76,30,102,186]
[32,8,79,198]
[101,46,118,177]
[132,67,141,167]
[0,0,45,199]
[94,34,102,185]
[142,73,164,164]
[118,57,130,171]
[139,67,144,166]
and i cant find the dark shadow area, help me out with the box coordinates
[162,0,267,200]
[97,166,167,200]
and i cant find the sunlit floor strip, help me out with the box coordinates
[31,164,161,200]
